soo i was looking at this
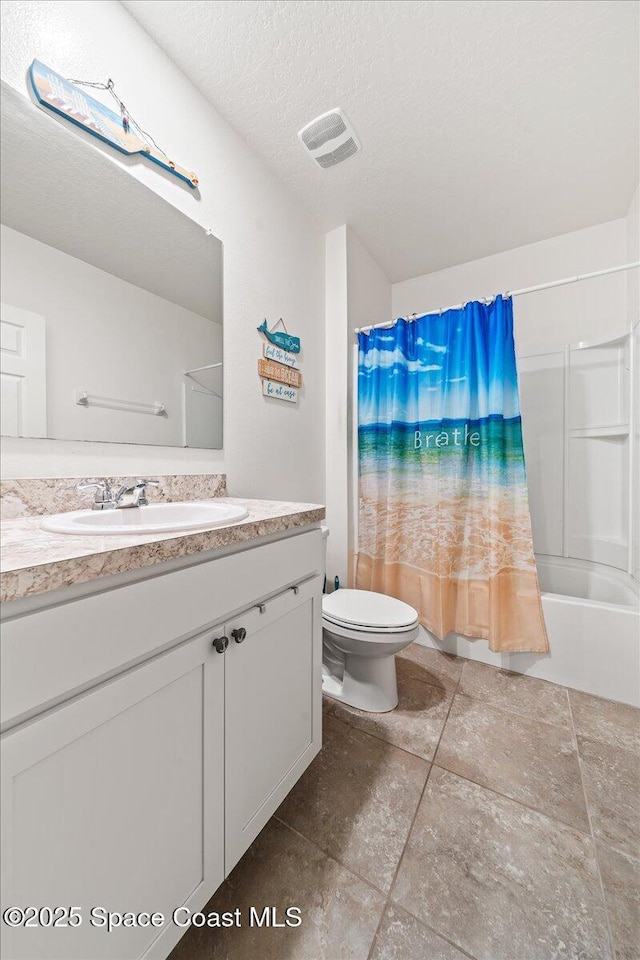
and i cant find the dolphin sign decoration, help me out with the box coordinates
[257,319,301,354]
[28,60,199,189]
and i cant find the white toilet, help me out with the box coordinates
[320,528,419,712]
[322,589,419,712]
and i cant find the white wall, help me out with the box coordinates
[324,226,349,585]
[393,219,629,358]
[628,186,640,581]
[1,0,324,503]
[627,185,640,326]
[1,225,222,447]
[324,226,391,586]
[633,321,640,582]
[347,230,393,335]
[346,229,392,583]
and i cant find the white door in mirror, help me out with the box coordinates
[1,304,47,438]
[41,502,248,536]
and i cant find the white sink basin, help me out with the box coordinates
[41,501,249,536]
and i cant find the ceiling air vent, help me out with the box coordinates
[298,108,361,169]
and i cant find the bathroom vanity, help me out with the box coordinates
[0,494,324,960]
[0,76,327,960]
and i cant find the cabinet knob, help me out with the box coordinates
[212,635,229,654]
[231,627,247,644]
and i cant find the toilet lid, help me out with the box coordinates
[322,589,418,630]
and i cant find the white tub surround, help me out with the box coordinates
[420,555,639,707]
[1,494,324,960]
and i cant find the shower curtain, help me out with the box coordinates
[356,296,548,653]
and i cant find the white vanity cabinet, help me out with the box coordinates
[1,625,226,960]
[225,581,318,871]
[0,528,323,960]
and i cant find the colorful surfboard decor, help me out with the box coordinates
[28,60,199,189]
[257,319,301,354]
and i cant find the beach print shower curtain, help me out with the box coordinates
[356,296,548,653]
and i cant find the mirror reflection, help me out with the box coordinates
[0,82,223,449]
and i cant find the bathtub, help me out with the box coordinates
[419,555,640,707]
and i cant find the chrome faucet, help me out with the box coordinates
[77,480,114,510]
[77,479,159,510]
[113,480,159,509]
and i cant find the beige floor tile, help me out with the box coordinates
[324,674,453,761]
[578,736,640,858]
[458,659,571,727]
[168,819,385,960]
[396,643,463,692]
[276,715,428,892]
[597,841,640,960]
[435,693,590,830]
[569,689,640,756]
[369,903,471,960]
[392,766,612,960]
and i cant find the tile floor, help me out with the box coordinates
[169,645,640,960]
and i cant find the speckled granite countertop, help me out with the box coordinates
[1,498,325,603]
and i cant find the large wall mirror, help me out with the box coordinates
[0,82,223,449]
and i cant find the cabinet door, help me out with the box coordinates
[1,628,225,960]
[224,576,323,872]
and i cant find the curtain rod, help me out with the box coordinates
[354,261,640,336]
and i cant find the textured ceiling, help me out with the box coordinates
[122,0,639,282]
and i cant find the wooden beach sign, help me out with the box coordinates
[258,358,302,389]
[262,380,298,403]
[263,342,299,368]
[28,60,199,189]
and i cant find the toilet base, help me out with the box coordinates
[322,652,399,712]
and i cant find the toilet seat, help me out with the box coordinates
[322,589,419,633]
[322,615,417,637]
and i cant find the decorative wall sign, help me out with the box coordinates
[263,343,299,368]
[257,318,302,402]
[28,60,199,189]
[258,358,302,389]
[262,380,298,403]
[257,319,301,354]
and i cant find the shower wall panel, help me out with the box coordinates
[518,351,565,558]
